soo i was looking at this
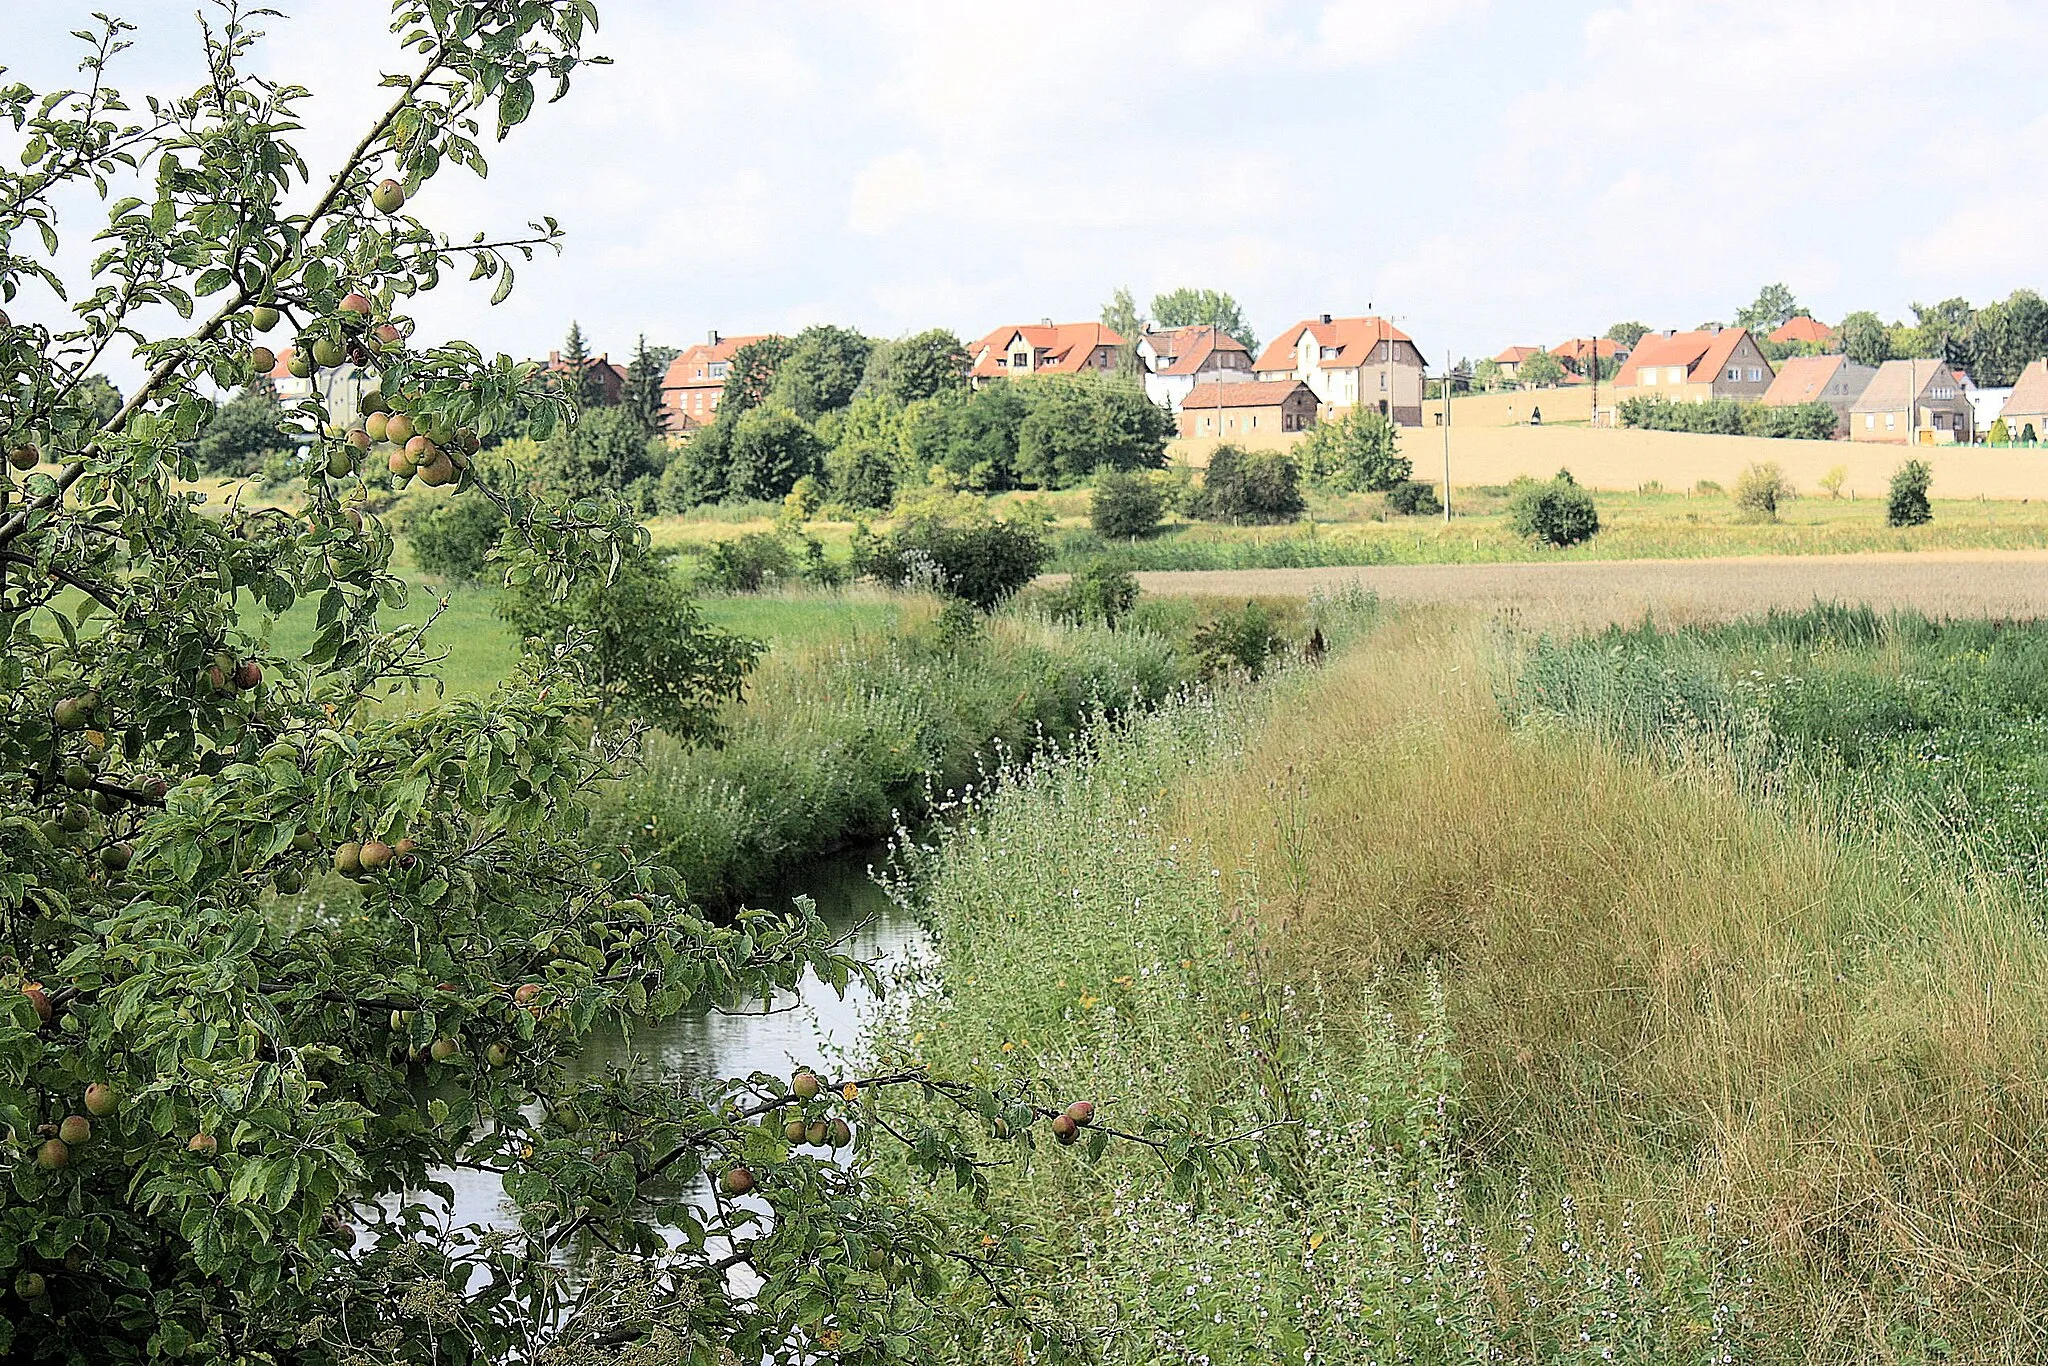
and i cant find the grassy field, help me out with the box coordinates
[871,606,2048,1361]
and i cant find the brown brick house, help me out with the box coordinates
[1177,380,1318,439]
[660,331,775,433]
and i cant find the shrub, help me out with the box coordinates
[1298,406,1410,493]
[1091,468,1166,539]
[824,435,898,510]
[859,512,1051,610]
[1989,417,2011,445]
[2026,423,2040,444]
[698,530,801,591]
[1191,600,1284,677]
[1194,443,1305,523]
[1732,461,1793,520]
[402,493,507,579]
[501,545,760,733]
[1387,478,1443,516]
[1819,465,1848,499]
[1888,459,1933,527]
[1040,560,1140,626]
[1506,475,1600,546]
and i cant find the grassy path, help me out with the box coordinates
[1113,547,2048,625]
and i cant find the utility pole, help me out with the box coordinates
[1441,350,1453,523]
[1588,336,1599,426]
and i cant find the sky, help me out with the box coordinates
[11,0,2048,387]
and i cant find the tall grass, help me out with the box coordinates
[867,591,1756,1364]
[1174,616,2048,1361]
[582,602,1192,906]
[1510,605,2048,909]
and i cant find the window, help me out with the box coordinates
[1865,414,1876,429]
[1748,367,1764,382]
[1885,413,1896,430]
[1320,346,1340,360]
[1668,368,1686,384]
[1010,351,1028,370]
[1727,367,1741,382]
[1380,372,1387,390]
[708,362,728,379]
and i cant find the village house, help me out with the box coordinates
[967,321,1123,386]
[1995,359,2048,442]
[1848,358,1977,444]
[265,348,374,428]
[1137,325,1254,412]
[1610,327,1775,407]
[1492,345,1540,382]
[1254,314,1427,425]
[1767,315,1835,348]
[542,349,627,406]
[1177,380,1318,439]
[660,331,773,432]
[1759,354,1876,436]
[1550,336,1631,374]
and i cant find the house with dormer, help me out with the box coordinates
[661,331,775,432]
[967,322,1124,386]
[1137,325,1254,412]
[1253,314,1427,426]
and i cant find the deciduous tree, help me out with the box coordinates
[1152,286,1258,355]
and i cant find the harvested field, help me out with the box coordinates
[1122,549,2048,627]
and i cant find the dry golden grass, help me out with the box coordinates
[1178,615,2048,1360]
[1130,550,2048,628]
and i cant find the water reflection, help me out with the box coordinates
[424,852,927,1234]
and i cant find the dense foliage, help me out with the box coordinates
[1386,477,1442,516]
[0,8,1211,1360]
[401,490,507,579]
[1297,407,1409,493]
[1619,395,1838,439]
[1193,444,1305,523]
[1089,468,1166,539]
[1888,459,1933,527]
[855,506,1051,610]
[1506,471,1600,546]
[1731,461,1793,520]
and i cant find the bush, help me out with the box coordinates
[500,545,760,733]
[824,435,898,511]
[1040,560,1140,626]
[1506,475,1600,546]
[1888,459,1933,527]
[1091,468,1166,539]
[1194,444,1305,523]
[1387,478,1442,516]
[1732,461,1793,520]
[1191,600,1284,677]
[698,530,801,591]
[1298,407,1410,493]
[402,493,507,579]
[858,512,1051,610]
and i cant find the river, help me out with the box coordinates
[428,851,929,1233]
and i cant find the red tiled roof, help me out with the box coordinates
[1767,315,1834,345]
[265,346,297,380]
[663,334,774,390]
[1254,316,1417,373]
[969,322,1124,378]
[1761,354,1850,406]
[1145,325,1250,376]
[1616,328,1758,387]
[1181,379,1312,410]
[1549,337,1626,362]
[1494,345,1540,364]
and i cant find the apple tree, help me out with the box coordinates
[0,4,1245,1361]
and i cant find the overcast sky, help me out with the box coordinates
[12,0,2048,385]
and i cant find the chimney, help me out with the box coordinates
[707,329,720,346]
[1319,313,1332,325]
[1041,317,1053,328]
[548,349,561,365]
